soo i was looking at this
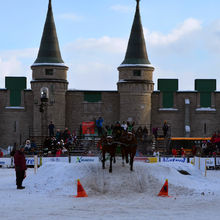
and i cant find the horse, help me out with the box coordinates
[120,132,137,171]
[99,136,117,173]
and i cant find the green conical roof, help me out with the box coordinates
[121,0,151,66]
[34,0,64,64]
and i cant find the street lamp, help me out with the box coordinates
[39,87,49,112]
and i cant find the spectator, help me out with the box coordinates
[142,126,148,138]
[181,147,185,157]
[201,141,207,155]
[152,127,158,139]
[172,148,177,157]
[55,129,62,141]
[142,126,149,148]
[96,117,104,136]
[121,121,128,131]
[30,139,37,155]
[127,121,135,133]
[113,121,122,140]
[153,148,160,157]
[63,128,71,143]
[162,121,169,137]
[48,121,55,137]
[56,148,62,157]
[136,126,143,140]
[192,145,196,156]
[24,139,31,153]
[105,125,113,136]
[14,145,27,189]
[0,149,3,157]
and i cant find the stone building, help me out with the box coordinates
[0,0,219,148]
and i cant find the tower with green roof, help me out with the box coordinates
[117,0,154,127]
[31,0,68,139]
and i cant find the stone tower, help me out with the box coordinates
[117,0,154,128]
[31,0,68,141]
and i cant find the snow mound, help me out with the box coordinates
[24,160,219,197]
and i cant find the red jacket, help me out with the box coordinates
[14,150,27,171]
[0,151,3,157]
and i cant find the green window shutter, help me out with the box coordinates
[200,92,211,107]
[163,92,173,108]
[195,79,216,92]
[84,92,102,103]
[10,89,21,106]
[158,79,178,92]
[5,77,26,106]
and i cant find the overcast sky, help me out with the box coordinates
[1,0,220,91]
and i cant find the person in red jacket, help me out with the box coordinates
[172,148,177,157]
[0,149,3,157]
[14,145,27,189]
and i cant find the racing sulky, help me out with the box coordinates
[100,136,117,173]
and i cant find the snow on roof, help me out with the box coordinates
[159,108,178,111]
[196,108,216,112]
[5,106,25,110]
[31,63,68,67]
[118,64,154,68]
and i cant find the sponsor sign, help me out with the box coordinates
[205,158,215,167]
[42,157,69,164]
[71,156,99,163]
[82,122,95,134]
[26,158,35,166]
[0,158,11,166]
[26,157,41,166]
[134,157,158,163]
[189,158,194,164]
[160,157,188,163]
[216,157,220,166]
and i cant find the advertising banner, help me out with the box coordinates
[82,122,95,134]
[71,156,99,163]
[204,158,215,167]
[160,157,188,163]
[0,158,11,166]
[189,158,194,164]
[216,157,220,166]
[134,157,158,163]
[42,157,69,164]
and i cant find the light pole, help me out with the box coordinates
[39,87,49,149]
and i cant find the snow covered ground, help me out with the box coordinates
[1,160,220,220]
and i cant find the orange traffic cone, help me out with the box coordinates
[158,179,170,197]
[74,179,88,198]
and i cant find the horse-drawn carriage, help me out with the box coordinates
[98,130,137,173]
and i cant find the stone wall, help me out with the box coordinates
[65,90,119,135]
[0,89,33,148]
[151,91,220,137]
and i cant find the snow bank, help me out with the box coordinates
[24,160,220,197]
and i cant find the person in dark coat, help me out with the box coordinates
[162,121,169,137]
[48,121,55,137]
[14,146,27,189]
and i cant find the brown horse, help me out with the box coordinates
[100,136,117,173]
[120,132,137,171]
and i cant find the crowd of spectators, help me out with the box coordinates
[4,118,220,158]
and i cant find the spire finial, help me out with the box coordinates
[49,0,52,9]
